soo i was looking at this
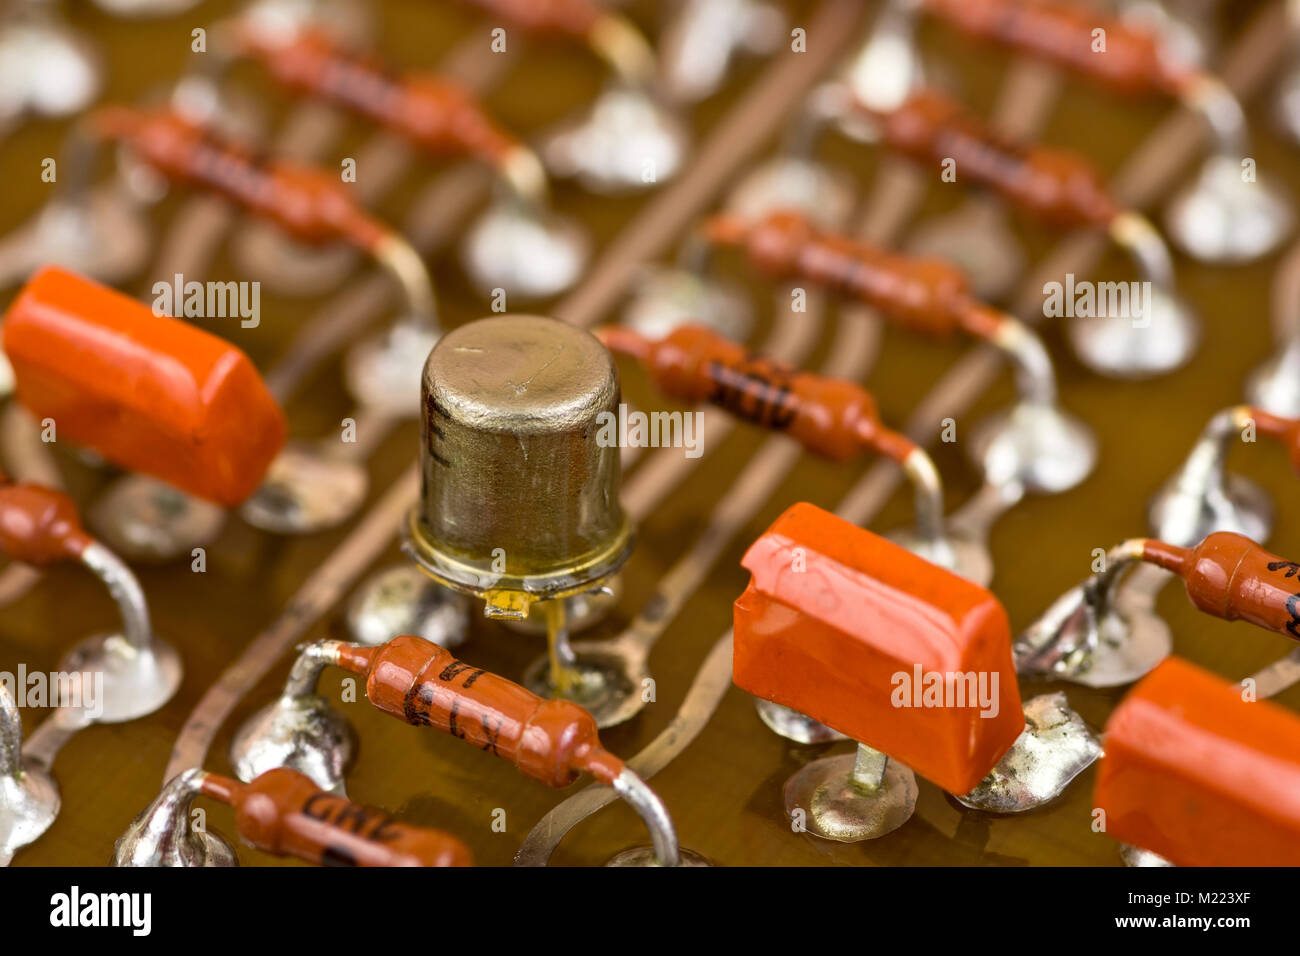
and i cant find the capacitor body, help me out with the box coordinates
[1095,657,1300,866]
[406,315,633,602]
[733,502,1023,794]
[2,267,286,506]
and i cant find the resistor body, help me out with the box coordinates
[599,324,915,462]
[1249,407,1300,474]
[919,0,1194,96]
[705,212,1003,340]
[871,87,1122,230]
[1144,532,1300,640]
[232,27,518,164]
[335,635,625,787]
[200,768,471,867]
[0,482,91,565]
[92,106,388,250]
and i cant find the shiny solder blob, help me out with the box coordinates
[1018,530,1300,688]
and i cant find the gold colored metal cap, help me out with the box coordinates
[405,315,633,607]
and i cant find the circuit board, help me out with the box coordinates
[1,0,1300,874]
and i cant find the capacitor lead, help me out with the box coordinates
[703,209,1097,495]
[912,0,1293,263]
[227,635,705,866]
[195,19,587,299]
[1017,530,1300,687]
[599,323,991,584]
[1148,405,1300,547]
[457,0,687,194]
[114,766,471,867]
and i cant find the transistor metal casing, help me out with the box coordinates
[404,315,633,615]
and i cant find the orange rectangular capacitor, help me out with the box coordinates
[1096,657,1300,866]
[2,266,286,506]
[733,502,1023,795]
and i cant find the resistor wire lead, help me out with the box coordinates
[86,105,438,328]
[699,210,1061,406]
[598,323,952,557]
[315,635,684,865]
[223,23,551,210]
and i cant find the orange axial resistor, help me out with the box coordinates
[867,86,1123,231]
[90,105,390,252]
[332,635,626,788]
[702,210,1011,344]
[454,0,655,85]
[919,0,1196,97]
[1247,406,1300,473]
[229,25,520,166]
[0,480,93,565]
[599,323,918,464]
[198,768,471,867]
[1139,532,1300,641]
